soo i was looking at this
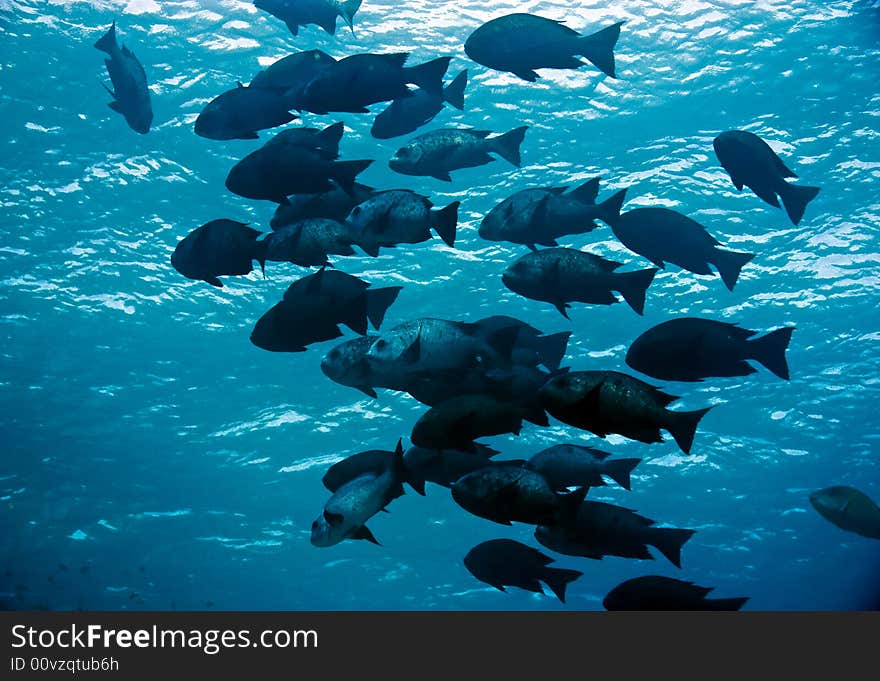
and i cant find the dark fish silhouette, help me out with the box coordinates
[626,318,795,382]
[502,247,658,317]
[610,207,754,291]
[714,129,820,225]
[194,82,297,140]
[479,179,626,249]
[525,444,641,491]
[464,13,623,81]
[170,219,267,287]
[295,53,450,114]
[535,497,696,567]
[94,22,153,134]
[464,539,583,604]
[371,70,468,139]
[249,50,337,94]
[603,576,749,611]
[403,444,503,496]
[225,129,371,203]
[265,218,360,267]
[389,126,528,181]
[809,486,880,539]
[261,121,345,159]
[271,184,375,228]
[254,0,362,37]
[410,395,526,451]
[347,189,459,256]
[539,370,712,454]
[473,316,570,371]
[250,269,401,352]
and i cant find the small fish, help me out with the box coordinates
[249,50,337,94]
[389,127,528,181]
[604,576,749,611]
[254,0,363,37]
[410,394,527,451]
[464,539,583,604]
[626,318,795,382]
[539,370,712,454]
[809,486,880,539]
[502,247,658,317]
[525,444,641,491]
[371,70,468,139]
[714,129,820,225]
[609,207,754,291]
[271,184,375,228]
[93,21,153,134]
[171,219,267,288]
[465,13,623,81]
[194,82,297,140]
[402,444,503,496]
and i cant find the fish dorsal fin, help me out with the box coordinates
[468,129,492,138]
[323,509,344,526]
[304,267,327,294]
[567,177,601,204]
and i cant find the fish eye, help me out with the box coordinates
[375,339,387,349]
[397,148,411,158]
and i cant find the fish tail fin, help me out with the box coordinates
[749,326,794,380]
[651,528,696,568]
[443,70,468,110]
[536,331,571,371]
[603,458,641,491]
[407,57,451,95]
[595,188,627,226]
[709,596,749,611]
[779,182,820,225]
[541,567,583,604]
[491,126,528,167]
[430,201,459,247]
[94,21,117,54]
[667,407,712,454]
[615,267,658,315]
[338,0,362,33]
[331,160,373,195]
[712,248,755,291]
[365,286,402,330]
[578,21,623,78]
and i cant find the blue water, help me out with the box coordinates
[1,0,879,611]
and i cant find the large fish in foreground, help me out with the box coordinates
[538,370,712,454]
[94,22,153,134]
[626,318,795,382]
[603,576,749,611]
[809,486,880,539]
[502,247,658,317]
[254,0,363,37]
[170,219,267,287]
[464,13,623,81]
[389,127,528,181]
[714,129,820,225]
[371,70,468,139]
[464,539,583,604]
[609,207,754,291]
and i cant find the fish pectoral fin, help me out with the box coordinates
[108,101,123,113]
[553,301,570,319]
[240,131,259,139]
[430,172,452,182]
[205,277,223,288]
[352,525,381,545]
[512,69,540,82]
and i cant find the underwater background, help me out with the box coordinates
[1,0,879,611]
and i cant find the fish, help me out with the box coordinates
[322,440,405,492]
[261,121,346,160]
[371,70,468,139]
[464,539,583,604]
[264,218,361,267]
[310,443,407,548]
[524,444,641,491]
[534,498,696,567]
[194,82,297,140]
[626,318,795,382]
[93,22,153,134]
[472,316,571,371]
[451,466,583,526]
[347,189,459,256]
[538,370,712,454]
[254,0,363,37]
[225,132,372,204]
[170,219,267,287]
[609,207,755,291]
[464,13,623,81]
[389,126,528,181]
[249,50,337,94]
[402,444,503,496]
[410,395,528,451]
[714,129,820,225]
[479,179,627,249]
[603,576,749,611]
[502,247,658,317]
[250,269,401,352]
[320,335,404,397]
[295,53,451,114]
[271,184,375,228]
[809,486,880,539]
